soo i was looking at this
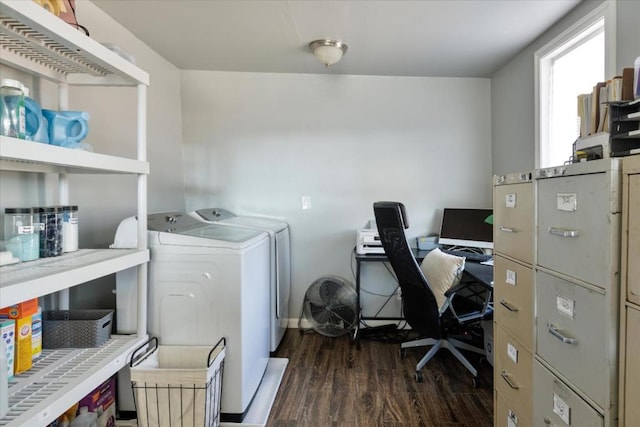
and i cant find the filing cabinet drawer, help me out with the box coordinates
[494,182,534,264]
[495,389,529,427]
[494,323,532,422]
[533,360,603,427]
[536,270,606,407]
[623,306,640,425]
[494,255,533,351]
[537,172,619,289]
[625,173,640,305]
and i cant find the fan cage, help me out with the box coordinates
[299,276,358,337]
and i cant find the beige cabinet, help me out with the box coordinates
[534,159,621,427]
[494,324,532,422]
[533,361,603,427]
[494,256,534,352]
[495,389,529,427]
[626,172,640,306]
[622,307,640,425]
[620,155,640,427]
[537,169,620,290]
[494,179,534,264]
[493,172,534,427]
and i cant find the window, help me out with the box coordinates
[535,1,616,168]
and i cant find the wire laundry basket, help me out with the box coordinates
[130,336,226,427]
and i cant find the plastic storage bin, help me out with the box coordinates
[130,337,226,427]
[42,310,113,348]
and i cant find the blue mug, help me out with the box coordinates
[24,97,48,144]
[42,109,90,147]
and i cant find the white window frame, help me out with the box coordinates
[534,1,616,168]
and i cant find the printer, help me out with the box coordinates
[356,220,384,255]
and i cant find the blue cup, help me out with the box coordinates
[24,97,48,144]
[42,109,90,147]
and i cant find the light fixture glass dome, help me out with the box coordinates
[309,39,348,67]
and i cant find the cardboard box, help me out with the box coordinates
[32,308,42,360]
[14,316,32,375]
[0,319,15,380]
[77,375,116,427]
[0,298,38,319]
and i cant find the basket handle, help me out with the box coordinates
[208,337,226,367]
[101,319,111,329]
[130,336,159,368]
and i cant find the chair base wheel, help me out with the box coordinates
[415,371,424,382]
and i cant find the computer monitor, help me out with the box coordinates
[438,208,493,250]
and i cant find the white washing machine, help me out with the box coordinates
[190,208,291,352]
[113,212,270,423]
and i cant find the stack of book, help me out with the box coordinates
[577,68,635,138]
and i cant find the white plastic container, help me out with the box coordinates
[4,207,39,262]
[61,205,79,252]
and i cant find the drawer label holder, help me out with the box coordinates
[556,295,575,318]
[553,392,571,425]
[556,193,577,211]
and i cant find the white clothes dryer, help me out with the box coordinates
[113,212,270,423]
[190,208,291,352]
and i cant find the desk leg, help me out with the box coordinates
[351,257,362,348]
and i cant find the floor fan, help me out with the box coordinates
[298,276,358,337]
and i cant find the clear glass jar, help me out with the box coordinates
[3,207,39,261]
[0,79,26,139]
[37,206,63,258]
[61,205,79,252]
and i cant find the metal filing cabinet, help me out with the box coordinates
[493,171,534,427]
[533,361,603,427]
[619,155,640,426]
[534,159,621,427]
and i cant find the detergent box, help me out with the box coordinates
[77,375,116,427]
[0,298,38,319]
[0,319,15,380]
[13,316,32,375]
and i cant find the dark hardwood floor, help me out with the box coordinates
[267,328,494,427]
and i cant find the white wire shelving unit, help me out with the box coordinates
[0,1,149,424]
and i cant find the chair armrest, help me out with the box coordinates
[444,279,493,323]
[444,278,492,298]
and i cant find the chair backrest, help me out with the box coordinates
[373,201,441,338]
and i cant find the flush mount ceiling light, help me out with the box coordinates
[309,39,348,67]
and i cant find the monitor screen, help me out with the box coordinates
[438,208,493,250]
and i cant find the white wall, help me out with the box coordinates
[491,0,640,175]
[181,71,492,319]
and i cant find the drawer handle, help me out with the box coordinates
[499,225,515,233]
[499,299,519,312]
[547,323,577,344]
[548,227,579,238]
[500,371,520,390]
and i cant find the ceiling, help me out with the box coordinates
[92,0,582,78]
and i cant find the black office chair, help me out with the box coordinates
[373,201,492,384]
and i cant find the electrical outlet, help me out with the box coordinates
[301,195,312,210]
